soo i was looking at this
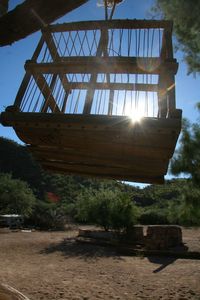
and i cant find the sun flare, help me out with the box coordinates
[127,109,144,123]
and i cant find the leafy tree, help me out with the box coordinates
[76,189,139,231]
[0,173,36,217]
[0,137,44,197]
[169,105,200,223]
[153,0,200,73]
[29,200,67,230]
[171,117,200,185]
[139,208,169,225]
[167,184,200,226]
[110,192,139,231]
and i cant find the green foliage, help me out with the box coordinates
[169,106,200,224]
[0,137,44,197]
[171,118,200,186]
[76,189,139,231]
[1,135,200,228]
[0,173,36,217]
[153,0,200,73]
[29,200,66,230]
[167,185,200,226]
[139,208,169,225]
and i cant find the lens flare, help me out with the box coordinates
[128,109,144,123]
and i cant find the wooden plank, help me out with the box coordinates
[30,146,168,172]
[25,57,178,75]
[31,36,45,61]
[29,143,172,160]
[14,130,178,170]
[40,160,166,177]
[32,73,61,113]
[161,27,173,60]
[0,112,182,132]
[37,158,168,176]
[0,0,89,46]
[43,164,164,184]
[158,73,168,118]
[47,19,173,33]
[15,126,178,147]
[40,161,165,184]
[13,72,32,108]
[83,28,109,114]
[42,30,71,112]
[62,82,158,92]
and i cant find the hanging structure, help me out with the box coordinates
[0,18,182,184]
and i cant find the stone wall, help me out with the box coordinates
[145,225,182,250]
[78,225,183,250]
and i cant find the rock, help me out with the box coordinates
[145,225,182,250]
[125,226,144,244]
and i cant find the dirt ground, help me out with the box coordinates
[0,227,200,300]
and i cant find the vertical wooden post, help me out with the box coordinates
[158,72,168,118]
[158,23,176,118]
[83,28,109,114]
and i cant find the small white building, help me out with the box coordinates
[0,214,23,229]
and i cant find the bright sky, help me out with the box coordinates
[0,0,199,184]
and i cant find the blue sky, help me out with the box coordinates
[0,0,199,184]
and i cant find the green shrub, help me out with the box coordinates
[29,201,66,230]
[76,189,139,231]
[0,173,36,217]
[139,209,169,225]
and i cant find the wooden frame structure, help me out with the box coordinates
[0,19,182,184]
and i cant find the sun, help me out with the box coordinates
[127,109,144,123]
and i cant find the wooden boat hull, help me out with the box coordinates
[0,112,181,184]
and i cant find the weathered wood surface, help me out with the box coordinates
[0,0,89,46]
[0,112,181,184]
[0,283,29,300]
[46,19,173,32]
[25,57,179,75]
[60,82,158,92]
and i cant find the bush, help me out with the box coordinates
[76,189,139,231]
[0,173,36,217]
[29,200,66,230]
[139,209,169,225]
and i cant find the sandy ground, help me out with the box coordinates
[0,227,200,300]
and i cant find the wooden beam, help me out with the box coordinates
[160,26,173,60]
[0,112,182,130]
[47,19,173,33]
[42,30,71,112]
[0,0,89,46]
[30,146,169,169]
[40,160,165,184]
[32,73,61,113]
[39,159,167,177]
[25,57,178,75]
[42,164,164,184]
[18,128,179,154]
[62,82,158,92]
[83,28,109,114]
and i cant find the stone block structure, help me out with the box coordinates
[145,225,182,250]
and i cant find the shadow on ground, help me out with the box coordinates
[40,237,125,261]
[148,256,177,273]
[148,244,189,273]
